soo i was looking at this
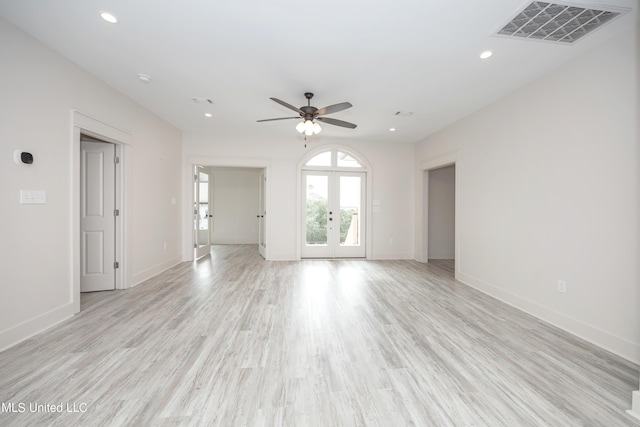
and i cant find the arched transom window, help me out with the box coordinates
[303,149,365,170]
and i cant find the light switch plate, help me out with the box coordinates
[20,190,46,204]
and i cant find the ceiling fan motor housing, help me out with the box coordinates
[300,105,317,120]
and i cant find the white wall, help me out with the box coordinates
[428,165,455,259]
[210,167,261,244]
[0,19,182,351]
[183,137,414,261]
[415,28,639,363]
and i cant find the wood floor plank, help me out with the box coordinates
[0,244,638,426]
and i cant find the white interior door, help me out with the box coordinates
[258,171,267,259]
[301,171,365,258]
[194,166,212,258]
[80,140,116,292]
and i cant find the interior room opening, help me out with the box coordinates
[427,164,456,276]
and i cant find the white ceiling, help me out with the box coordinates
[0,0,636,144]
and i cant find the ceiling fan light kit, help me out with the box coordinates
[258,92,356,140]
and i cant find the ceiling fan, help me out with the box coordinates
[257,92,357,136]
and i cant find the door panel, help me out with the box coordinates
[301,171,365,258]
[258,171,267,259]
[194,166,211,258]
[80,141,116,292]
[302,172,332,258]
[335,173,365,258]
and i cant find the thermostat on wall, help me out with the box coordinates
[14,150,34,165]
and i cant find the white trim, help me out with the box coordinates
[183,156,272,261]
[296,145,372,260]
[628,390,640,420]
[419,149,458,172]
[72,111,132,145]
[72,110,131,314]
[370,252,414,260]
[130,255,183,287]
[0,303,75,353]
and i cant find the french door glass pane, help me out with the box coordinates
[306,175,328,245]
[339,175,361,246]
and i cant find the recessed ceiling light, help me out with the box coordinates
[480,50,493,59]
[137,74,151,84]
[100,12,118,24]
[389,128,396,132]
[204,113,212,118]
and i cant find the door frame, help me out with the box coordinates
[72,111,130,312]
[183,157,271,261]
[416,149,459,279]
[296,145,372,259]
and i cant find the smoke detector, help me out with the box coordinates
[191,97,214,105]
[496,1,628,44]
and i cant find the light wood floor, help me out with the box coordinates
[1,245,638,426]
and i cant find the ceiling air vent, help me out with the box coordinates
[496,1,627,44]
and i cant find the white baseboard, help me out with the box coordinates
[0,302,75,353]
[130,256,183,287]
[211,238,259,244]
[628,391,640,420]
[457,271,640,364]
[370,252,414,260]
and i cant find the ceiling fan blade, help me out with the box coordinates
[316,117,357,129]
[256,117,300,122]
[315,102,352,116]
[270,97,303,114]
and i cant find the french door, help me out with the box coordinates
[301,171,366,258]
[194,166,211,258]
[258,171,267,259]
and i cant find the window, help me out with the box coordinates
[306,151,332,167]
[304,149,364,169]
[337,152,362,168]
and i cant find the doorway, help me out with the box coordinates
[426,164,456,275]
[299,148,368,259]
[79,135,120,292]
[191,165,267,259]
[73,111,129,313]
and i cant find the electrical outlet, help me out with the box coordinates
[163,242,167,250]
[20,190,46,204]
[557,280,567,294]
